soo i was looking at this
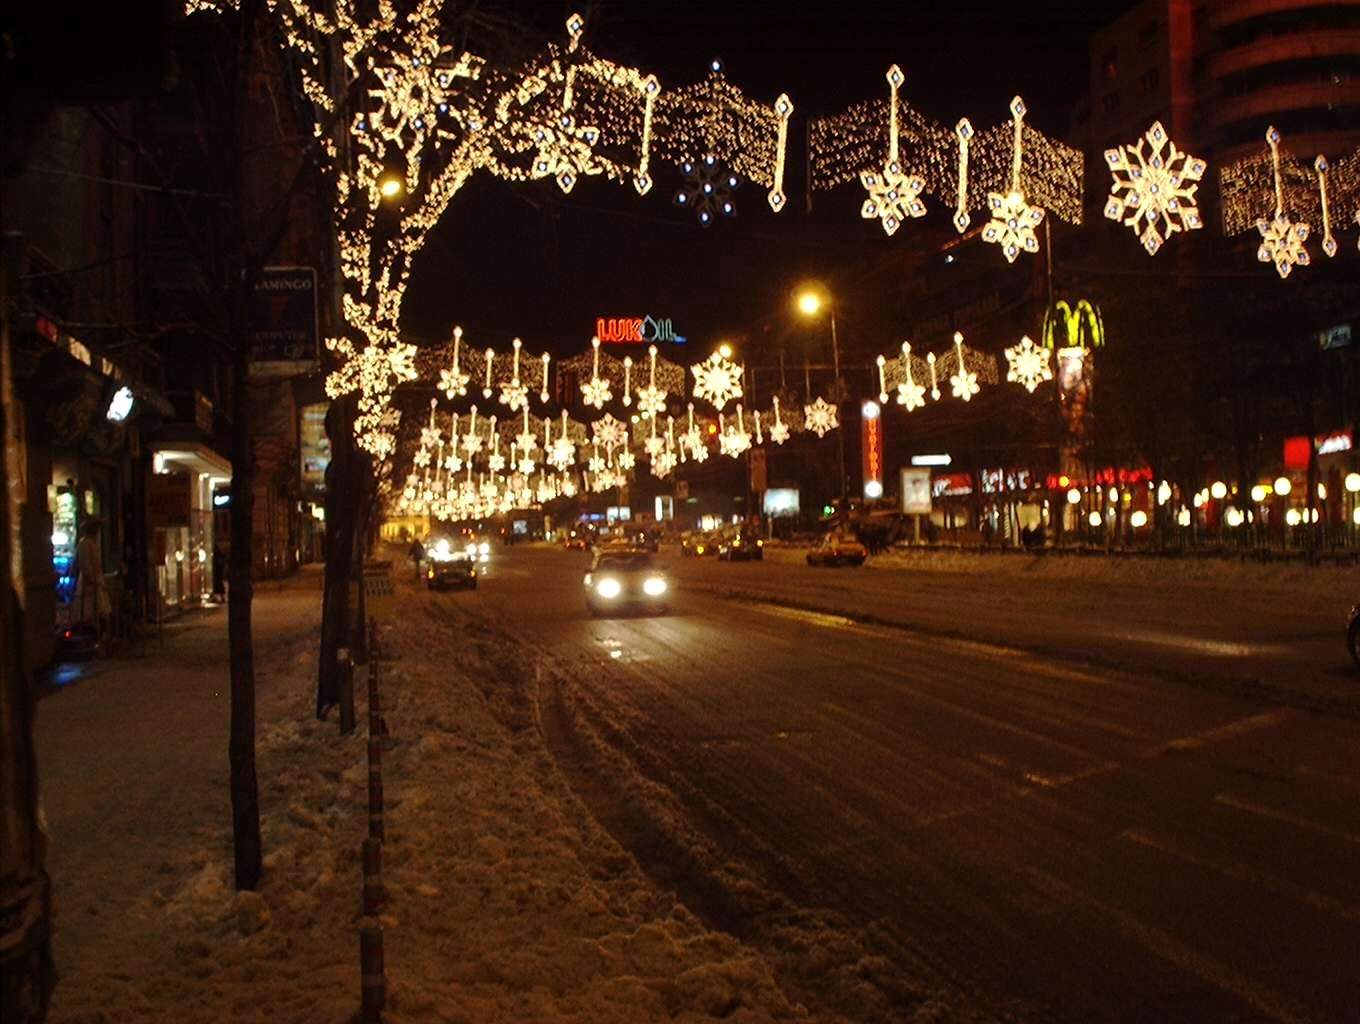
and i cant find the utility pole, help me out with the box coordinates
[830,310,847,505]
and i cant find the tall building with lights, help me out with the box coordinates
[1073,0,1360,164]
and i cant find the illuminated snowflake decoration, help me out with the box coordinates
[591,414,629,449]
[635,384,668,419]
[517,456,537,476]
[982,190,1044,263]
[439,365,470,399]
[581,375,613,409]
[460,429,483,457]
[691,351,743,410]
[675,154,741,227]
[897,378,926,411]
[950,366,980,401]
[444,452,464,473]
[549,436,576,471]
[488,452,506,473]
[617,449,637,471]
[587,450,606,475]
[860,161,927,236]
[1003,335,1053,393]
[719,414,752,458]
[1256,215,1310,279]
[651,451,677,478]
[419,424,440,449]
[803,397,839,438]
[769,420,790,445]
[413,448,432,469]
[644,434,666,460]
[499,380,530,412]
[515,429,538,454]
[530,111,601,194]
[1103,121,1206,255]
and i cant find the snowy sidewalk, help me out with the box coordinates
[36,564,808,1023]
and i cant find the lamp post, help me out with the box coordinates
[795,288,847,506]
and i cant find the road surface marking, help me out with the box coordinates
[1146,710,1294,756]
[1023,866,1317,1024]
[1215,793,1360,847]
[1121,829,1360,924]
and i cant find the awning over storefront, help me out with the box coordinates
[151,444,231,481]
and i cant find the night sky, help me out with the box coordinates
[403,2,1138,361]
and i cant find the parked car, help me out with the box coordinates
[806,531,867,567]
[1348,602,1360,672]
[717,527,764,561]
[584,551,671,617]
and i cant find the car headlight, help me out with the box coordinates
[479,542,490,555]
[757,539,764,547]
[480,554,489,563]
[584,573,593,587]
[465,544,477,557]
[696,545,705,554]
[643,576,667,597]
[596,577,622,599]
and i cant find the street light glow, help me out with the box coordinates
[1066,488,1081,505]
[1274,477,1292,496]
[861,400,880,419]
[1210,481,1227,500]
[379,173,405,199]
[718,343,732,359]
[796,291,823,316]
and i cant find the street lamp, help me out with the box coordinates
[795,286,845,504]
[378,171,405,200]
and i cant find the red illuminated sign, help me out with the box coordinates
[1283,436,1311,471]
[595,316,684,344]
[861,407,884,496]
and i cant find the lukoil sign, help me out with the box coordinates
[595,316,686,344]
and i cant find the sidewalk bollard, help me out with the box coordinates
[362,836,384,916]
[359,916,386,1023]
[338,648,356,736]
[367,738,384,841]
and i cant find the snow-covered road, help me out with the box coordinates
[463,542,1360,1023]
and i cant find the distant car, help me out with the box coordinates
[1348,603,1360,672]
[717,527,764,561]
[426,542,478,590]
[563,529,591,551]
[806,532,867,567]
[584,551,671,617]
[681,531,719,557]
[625,528,660,553]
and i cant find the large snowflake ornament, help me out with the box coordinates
[530,111,601,194]
[1256,215,1310,279]
[617,448,637,471]
[635,384,668,419]
[803,397,839,438]
[860,161,927,236]
[982,190,1044,263]
[591,414,629,449]
[1103,121,1206,255]
[769,420,790,445]
[581,375,613,409]
[499,379,530,412]
[691,350,744,410]
[644,434,666,460]
[549,436,576,471]
[950,366,980,401]
[675,154,741,227]
[1003,335,1053,393]
[651,450,677,478]
[439,365,469,399]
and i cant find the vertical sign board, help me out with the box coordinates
[248,267,319,377]
[861,405,884,499]
[748,448,768,494]
[900,468,932,515]
[299,402,332,496]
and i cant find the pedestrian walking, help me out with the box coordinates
[408,536,425,582]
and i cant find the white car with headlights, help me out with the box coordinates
[584,551,671,617]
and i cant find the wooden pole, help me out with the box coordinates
[337,648,355,736]
[359,917,386,1022]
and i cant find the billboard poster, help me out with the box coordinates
[900,467,932,515]
[248,266,319,377]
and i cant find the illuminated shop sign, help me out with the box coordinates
[861,401,884,499]
[1315,429,1353,455]
[595,316,686,344]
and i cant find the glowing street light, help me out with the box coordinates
[1273,476,1292,496]
[796,290,823,316]
[1210,481,1227,500]
[378,172,405,199]
[1066,488,1081,505]
[1347,472,1360,494]
[718,342,733,359]
[1250,485,1268,503]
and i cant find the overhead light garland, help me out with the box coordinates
[768,395,790,444]
[1103,121,1206,255]
[581,336,614,408]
